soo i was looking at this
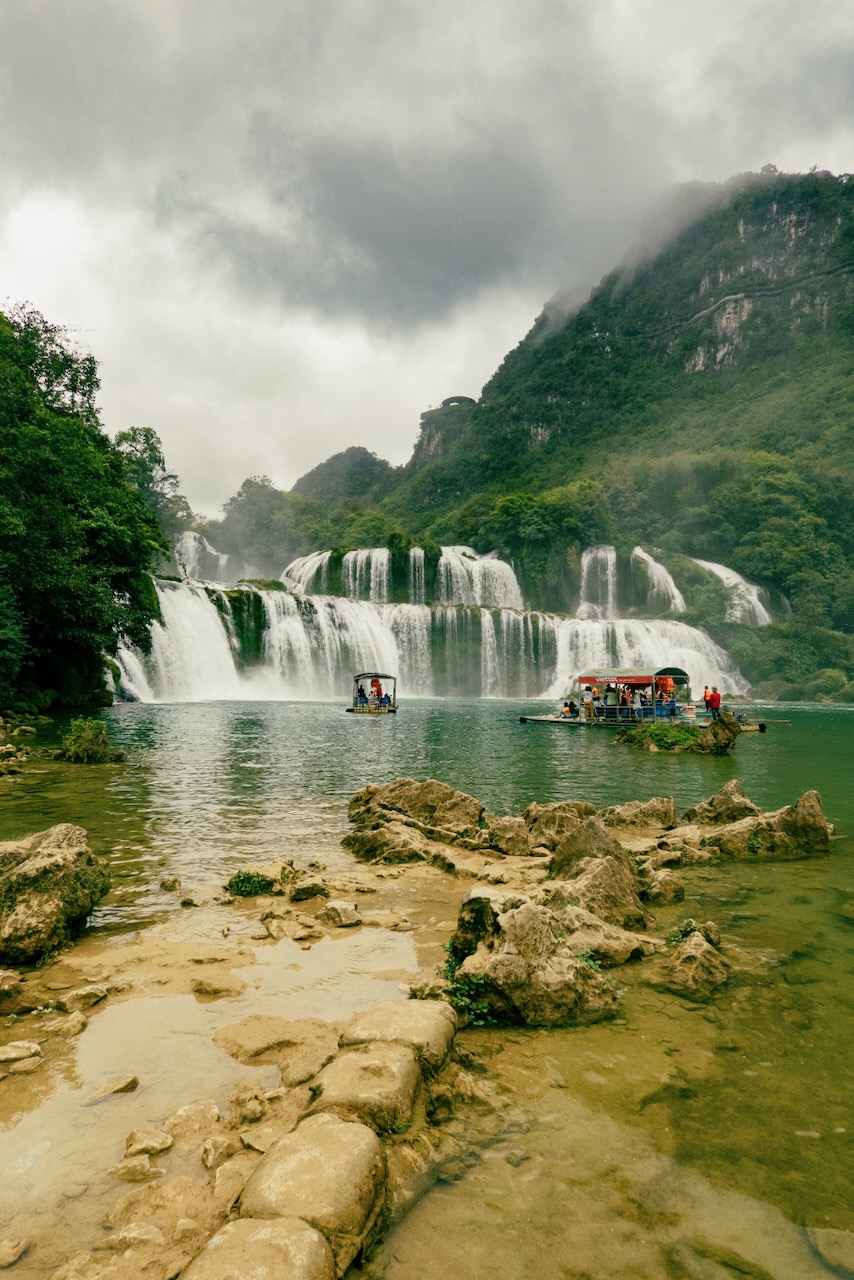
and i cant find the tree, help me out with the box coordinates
[115,426,195,540]
[0,306,166,708]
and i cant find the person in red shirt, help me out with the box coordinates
[709,687,722,720]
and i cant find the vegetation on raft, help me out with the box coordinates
[614,721,732,754]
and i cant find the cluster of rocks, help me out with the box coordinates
[350,777,834,1022]
[0,716,35,776]
[41,999,503,1280]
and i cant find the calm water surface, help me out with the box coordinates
[1,699,852,1272]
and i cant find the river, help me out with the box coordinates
[1,699,852,1277]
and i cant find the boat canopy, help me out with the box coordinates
[575,666,690,688]
[353,672,397,686]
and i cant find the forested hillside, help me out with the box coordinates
[202,168,854,697]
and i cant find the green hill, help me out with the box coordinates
[204,169,854,697]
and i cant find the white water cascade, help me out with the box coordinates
[116,579,747,704]
[437,547,524,608]
[284,550,332,594]
[693,559,772,625]
[409,547,426,604]
[342,548,390,602]
[174,532,231,583]
[577,545,618,619]
[631,547,687,613]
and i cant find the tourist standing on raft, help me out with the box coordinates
[709,687,722,720]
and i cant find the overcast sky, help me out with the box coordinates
[2,1,852,517]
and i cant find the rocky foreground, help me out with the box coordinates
[0,777,838,1279]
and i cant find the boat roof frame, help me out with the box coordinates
[575,666,690,687]
[353,672,397,683]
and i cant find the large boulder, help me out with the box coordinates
[681,779,762,825]
[0,825,111,965]
[483,814,531,856]
[344,820,437,865]
[548,816,627,878]
[338,1000,457,1072]
[348,778,484,838]
[308,1042,421,1133]
[701,790,832,860]
[240,1112,386,1275]
[182,1218,335,1280]
[534,897,660,966]
[521,800,595,851]
[550,848,648,931]
[449,889,620,1027]
[599,796,676,831]
[665,931,731,998]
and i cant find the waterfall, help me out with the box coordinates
[437,547,524,608]
[631,547,686,613]
[284,550,331,594]
[693,559,772,625]
[578,545,618,619]
[117,579,747,704]
[409,547,426,604]
[480,610,501,697]
[116,581,245,702]
[174,531,231,583]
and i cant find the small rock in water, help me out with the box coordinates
[86,1075,139,1104]
[125,1127,174,1157]
[0,1238,30,1267]
[0,1040,42,1062]
[109,1155,164,1182]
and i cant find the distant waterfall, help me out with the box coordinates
[342,548,390,602]
[437,547,524,608]
[409,547,426,604]
[693,559,772,625]
[116,580,747,704]
[631,547,686,613]
[577,545,618,619]
[174,532,231,583]
[284,550,331,594]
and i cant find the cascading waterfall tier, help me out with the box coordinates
[631,547,686,613]
[692,559,772,625]
[115,580,747,704]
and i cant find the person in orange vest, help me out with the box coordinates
[703,685,712,712]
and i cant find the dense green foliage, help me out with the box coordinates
[225,870,276,897]
[115,425,195,541]
[292,445,398,507]
[56,717,126,763]
[0,307,167,708]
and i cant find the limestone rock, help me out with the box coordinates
[483,815,530,856]
[0,1238,30,1268]
[201,1136,241,1170]
[0,1039,42,1062]
[163,1100,221,1141]
[701,790,832,860]
[681,779,762,825]
[548,817,627,878]
[229,1080,269,1124]
[520,800,595,851]
[125,1128,174,1158]
[338,999,457,1071]
[349,777,485,838]
[107,1174,223,1238]
[108,1155,164,1183]
[666,931,731,998]
[0,824,111,965]
[640,868,686,904]
[600,796,677,830]
[317,900,361,928]
[552,852,648,930]
[182,1217,335,1280]
[806,1227,854,1275]
[309,1041,421,1133]
[213,1016,339,1087]
[290,880,330,901]
[86,1075,139,1104]
[344,819,436,865]
[240,1112,386,1275]
[450,889,620,1026]
[535,896,660,966]
[0,970,34,1016]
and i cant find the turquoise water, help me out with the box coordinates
[1,699,852,1252]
